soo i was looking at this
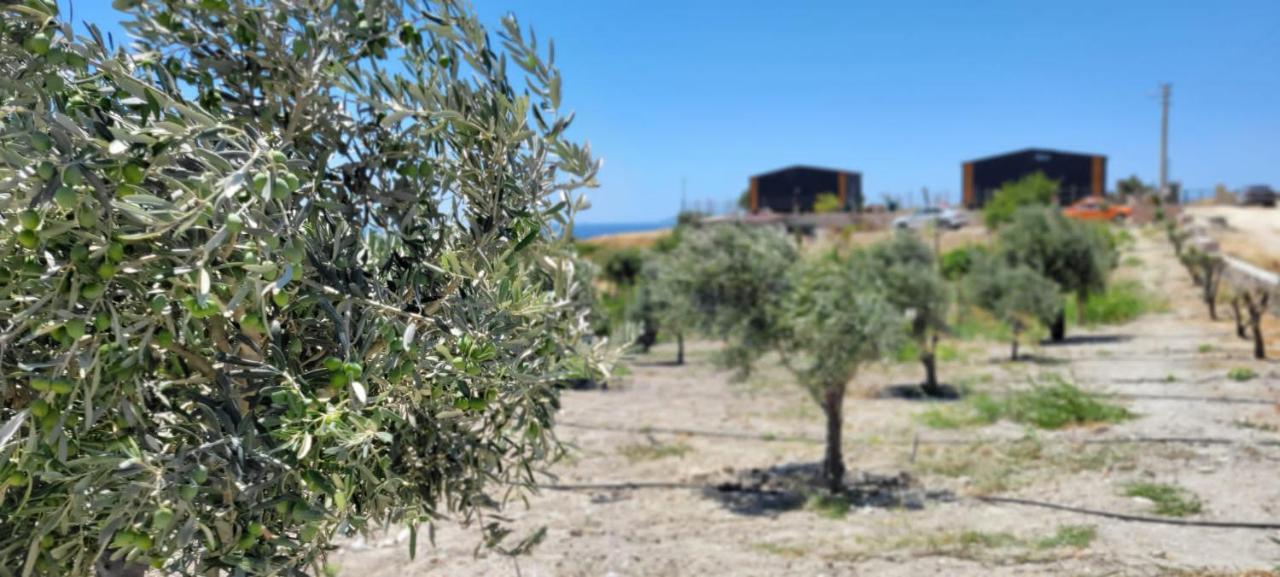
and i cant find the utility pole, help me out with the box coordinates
[1159,83,1171,202]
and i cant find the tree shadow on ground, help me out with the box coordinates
[700,463,953,517]
[1040,334,1133,346]
[992,354,1069,366]
[626,358,685,368]
[876,383,964,401]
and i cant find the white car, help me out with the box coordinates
[892,207,967,230]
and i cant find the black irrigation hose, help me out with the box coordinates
[538,482,1280,530]
[975,496,1280,530]
[1103,392,1278,405]
[558,421,1280,448]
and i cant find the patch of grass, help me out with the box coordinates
[1198,344,1214,354]
[617,441,692,463]
[1123,482,1202,517]
[1164,373,1179,382]
[1227,367,1258,382]
[1034,524,1097,549]
[1002,377,1132,429]
[1233,418,1279,433]
[916,394,1002,429]
[916,375,1131,430]
[1122,255,1143,267]
[1065,280,1167,327]
[914,438,1134,494]
[805,493,851,519]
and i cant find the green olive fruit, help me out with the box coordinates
[96,262,116,280]
[94,313,109,331]
[36,162,55,181]
[49,379,73,395]
[329,373,348,387]
[247,521,264,537]
[283,172,300,192]
[70,244,88,262]
[19,209,40,231]
[24,32,51,55]
[151,507,174,530]
[106,242,125,262]
[343,362,363,378]
[154,329,173,347]
[272,290,289,308]
[240,314,263,333]
[29,399,49,418]
[323,357,342,372]
[225,213,243,231]
[81,283,105,300]
[30,378,50,392]
[270,151,287,164]
[61,164,83,187]
[77,208,98,229]
[30,133,52,152]
[122,163,145,185]
[191,466,208,484]
[64,319,86,339]
[17,230,39,250]
[178,484,198,502]
[6,472,28,486]
[150,295,166,313]
[54,186,77,209]
[251,172,270,193]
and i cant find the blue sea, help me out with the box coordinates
[571,220,672,239]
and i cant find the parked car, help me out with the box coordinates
[892,207,967,230]
[1241,185,1276,207]
[1062,197,1133,222]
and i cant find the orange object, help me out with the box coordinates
[1062,197,1132,222]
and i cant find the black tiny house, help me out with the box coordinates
[749,165,862,213]
[962,148,1106,209]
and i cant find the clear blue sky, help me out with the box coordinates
[61,0,1280,222]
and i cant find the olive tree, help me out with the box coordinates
[0,1,608,575]
[631,252,696,364]
[865,231,950,396]
[1180,248,1225,320]
[675,225,901,493]
[998,208,1115,340]
[967,256,1062,360]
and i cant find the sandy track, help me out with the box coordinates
[331,230,1280,576]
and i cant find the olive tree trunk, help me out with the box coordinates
[1049,310,1066,342]
[675,332,685,366]
[1231,297,1248,339]
[1075,291,1087,325]
[1010,320,1022,361]
[821,383,846,494]
[1242,291,1269,360]
[919,350,939,397]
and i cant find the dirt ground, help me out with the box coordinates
[331,230,1280,576]
[1186,205,1280,273]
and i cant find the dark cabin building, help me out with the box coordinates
[748,165,863,213]
[962,148,1106,209]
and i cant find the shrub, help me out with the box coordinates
[940,245,987,280]
[1002,378,1131,429]
[1065,280,1163,326]
[603,248,645,287]
[813,192,843,214]
[0,1,608,574]
[983,172,1058,228]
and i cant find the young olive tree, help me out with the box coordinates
[675,225,901,493]
[1181,248,1225,320]
[967,256,1062,360]
[0,1,607,575]
[998,207,1115,340]
[865,231,950,396]
[631,252,696,364]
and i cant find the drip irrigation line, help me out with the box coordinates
[1103,392,1277,405]
[557,422,1280,448]
[536,482,1280,530]
[975,496,1280,530]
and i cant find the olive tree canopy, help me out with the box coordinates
[0,1,608,575]
[864,231,950,396]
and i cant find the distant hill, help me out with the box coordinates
[572,220,673,239]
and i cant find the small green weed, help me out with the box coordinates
[1198,344,1214,354]
[1123,482,1202,517]
[618,441,692,463]
[1227,367,1257,382]
[805,493,851,519]
[1034,525,1096,549]
[1122,255,1143,267]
